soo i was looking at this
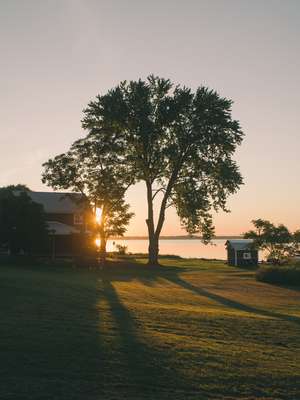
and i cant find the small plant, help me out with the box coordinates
[115,244,128,255]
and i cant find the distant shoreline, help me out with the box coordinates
[111,236,242,240]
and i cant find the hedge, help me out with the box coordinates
[256,264,300,286]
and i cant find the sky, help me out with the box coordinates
[0,0,299,236]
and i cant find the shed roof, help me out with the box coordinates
[28,191,85,214]
[225,239,254,251]
[47,221,80,235]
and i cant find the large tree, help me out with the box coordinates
[42,132,134,264]
[82,76,244,265]
[0,185,48,255]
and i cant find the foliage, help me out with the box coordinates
[244,219,300,264]
[0,185,48,255]
[115,244,128,255]
[256,265,300,286]
[82,75,244,263]
[42,133,134,262]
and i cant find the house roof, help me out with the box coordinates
[225,239,254,251]
[28,191,85,214]
[47,221,80,235]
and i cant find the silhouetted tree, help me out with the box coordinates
[82,76,244,264]
[0,185,48,255]
[42,133,134,264]
[244,219,300,263]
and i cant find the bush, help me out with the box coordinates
[115,244,128,255]
[256,264,300,286]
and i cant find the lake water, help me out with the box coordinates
[107,239,232,260]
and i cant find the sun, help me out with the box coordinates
[95,207,102,224]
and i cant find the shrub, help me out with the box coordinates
[115,244,128,255]
[256,265,300,286]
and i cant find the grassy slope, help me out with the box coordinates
[0,257,300,400]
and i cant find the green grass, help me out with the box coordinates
[1,257,300,399]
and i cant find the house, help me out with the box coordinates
[28,191,93,256]
[225,239,258,267]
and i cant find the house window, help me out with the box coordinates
[243,252,251,260]
[74,213,84,225]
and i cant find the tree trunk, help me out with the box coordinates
[146,180,161,265]
[145,164,181,265]
[98,210,106,266]
[148,233,159,266]
[99,235,107,266]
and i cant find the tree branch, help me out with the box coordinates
[154,146,191,238]
[152,187,166,200]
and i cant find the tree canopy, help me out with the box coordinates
[82,75,244,264]
[244,219,300,263]
[42,133,134,263]
[0,185,48,255]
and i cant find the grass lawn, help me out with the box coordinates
[1,256,300,400]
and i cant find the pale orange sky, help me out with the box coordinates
[0,0,299,236]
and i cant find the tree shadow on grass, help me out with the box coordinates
[164,273,300,326]
[99,277,201,399]
[1,263,200,400]
[96,263,300,400]
[0,266,111,400]
[100,259,300,326]
[2,261,300,400]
